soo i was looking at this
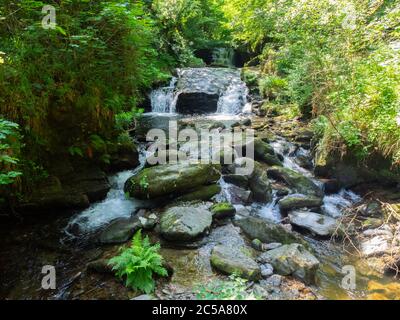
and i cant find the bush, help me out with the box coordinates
[108,230,168,294]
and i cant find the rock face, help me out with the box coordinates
[125,163,220,200]
[160,206,212,241]
[176,92,219,114]
[109,142,140,172]
[210,245,261,280]
[267,166,322,197]
[259,244,320,284]
[18,166,111,213]
[288,211,337,237]
[234,216,303,245]
[279,194,323,212]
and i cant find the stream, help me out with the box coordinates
[1,66,399,300]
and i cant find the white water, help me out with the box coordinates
[260,137,361,220]
[66,150,147,236]
[150,77,177,113]
[150,68,248,115]
[217,77,249,114]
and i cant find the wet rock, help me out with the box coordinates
[211,202,236,219]
[259,244,320,284]
[265,274,283,287]
[264,242,283,251]
[125,163,220,200]
[226,185,252,205]
[223,174,249,188]
[251,239,264,251]
[234,216,304,245]
[240,118,252,126]
[361,236,390,257]
[208,121,226,130]
[234,204,251,217]
[295,155,313,170]
[321,179,341,195]
[176,92,219,114]
[176,184,221,202]
[267,166,322,197]
[254,139,282,166]
[360,202,383,218]
[210,245,261,280]
[87,259,113,274]
[160,206,212,241]
[98,216,142,244]
[278,194,323,212]
[249,164,273,202]
[261,264,274,278]
[288,211,338,237]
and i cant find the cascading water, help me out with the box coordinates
[66,148,148,237]
[217,75,249,114]
[150,68,248,115]
[150,77,178,113]
[259,137,361,221]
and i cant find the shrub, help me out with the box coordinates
[108,230,168,294]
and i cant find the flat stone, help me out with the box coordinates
[210,245,261,280]
[160,206,212,241]
[288,211,337,237]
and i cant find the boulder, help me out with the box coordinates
[210,245,261,280]
[278,194,323,212]
[125,163,220,200]
[223,174,249,188]
[234,216,303,245]
[254,139,282,166]
[97,216,142,244]
[361,236,390,257]
[175,184,221,202]
[288,211,338,237]
[267,166,322,197]
[249,164,272,202]
[258,244,320,284]
[211,202,236,219]
[226,185,252,204]
[160,206,212,241]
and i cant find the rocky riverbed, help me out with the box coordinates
[1,67,400,300]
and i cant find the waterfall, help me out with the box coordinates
[217,76,249,114]
[150,77,178,113]
[150,68,248,115]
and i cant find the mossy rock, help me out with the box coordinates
[176,184,221,202]
[211,202,236,219]
[210,245,261,280]
[125,163,221,200]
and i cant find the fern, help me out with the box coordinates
[108,230,168,294]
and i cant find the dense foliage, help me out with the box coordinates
[0,0,227,200]
[108,230,168,294]
[224,0,400,166]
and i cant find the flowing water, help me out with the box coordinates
[150,67,248,115]
[1,66,399,300]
